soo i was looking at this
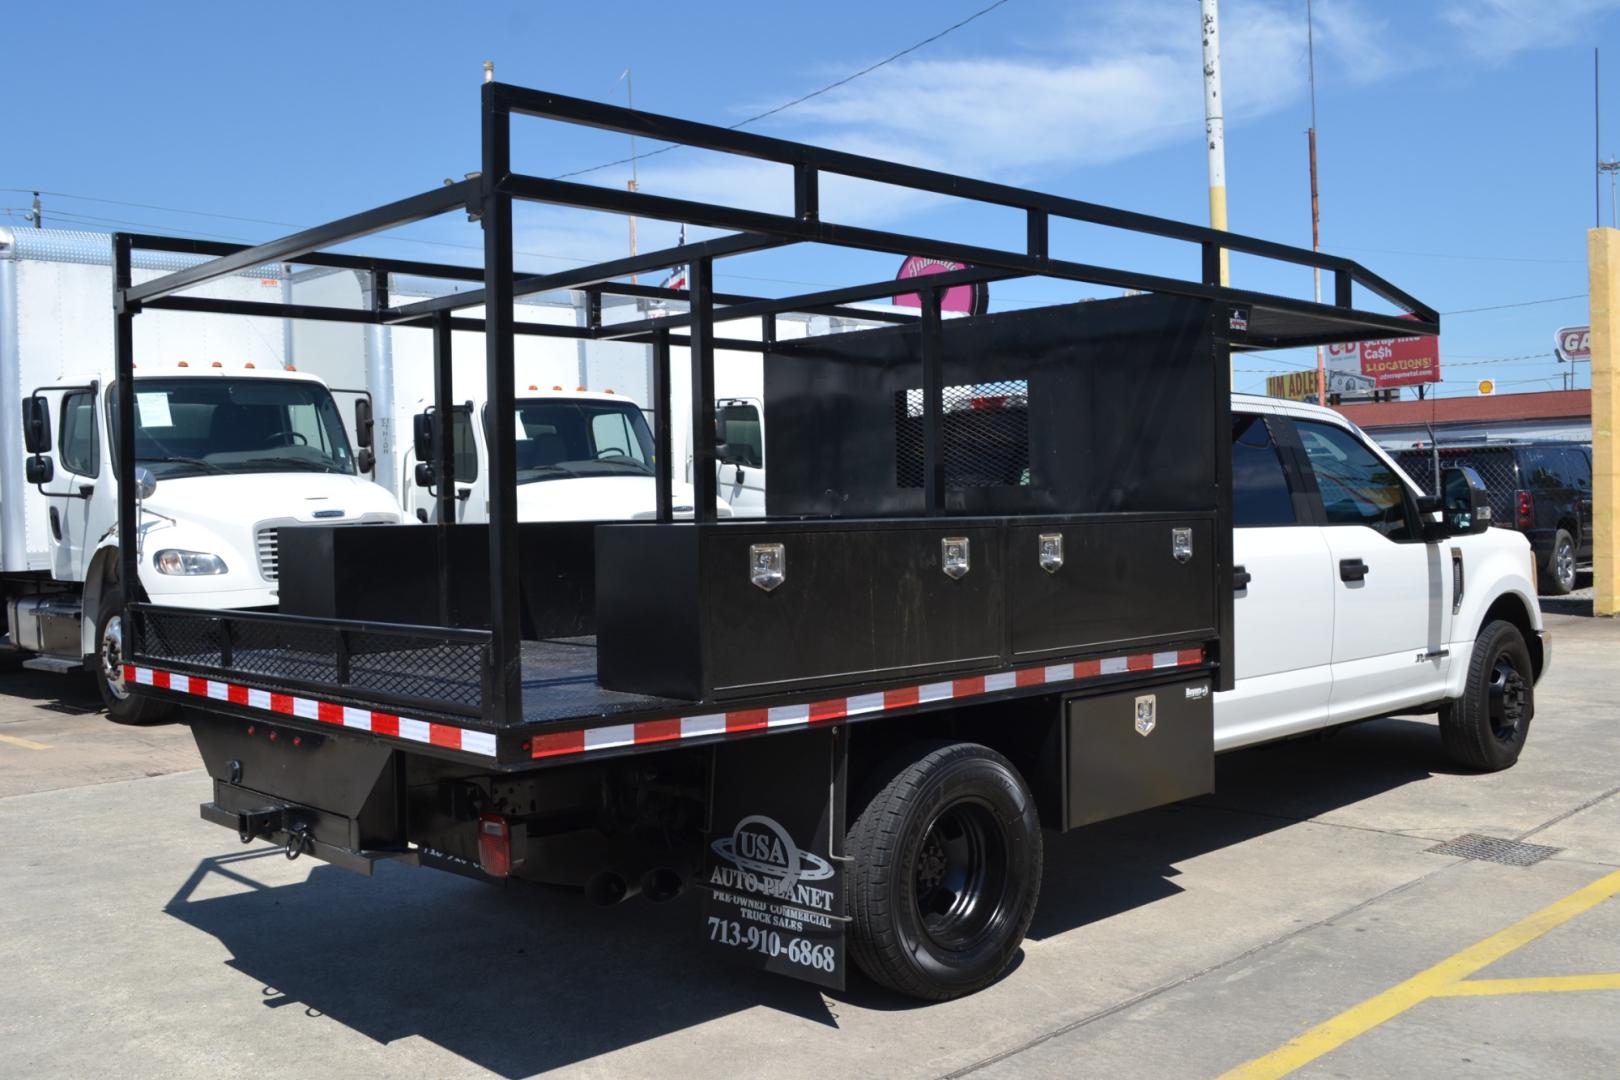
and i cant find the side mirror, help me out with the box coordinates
[357,447,375,473]
[25,454,53,485]
[412,411,435,463]
[1440,465,1491,536]
[22,396,51,454]
[414,461,436,488]
[135,466,158,500]
[354,398,374,449]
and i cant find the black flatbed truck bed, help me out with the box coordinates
[111,80,1436,1000]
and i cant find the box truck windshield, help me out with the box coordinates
[112,378,358,478]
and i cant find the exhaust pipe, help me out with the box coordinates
[641,867,683,903]
[585,871,634,906]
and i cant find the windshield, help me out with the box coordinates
[110,378,357,480]
[511,398,655,484]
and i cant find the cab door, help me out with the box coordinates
[1289,418,1451,722]
[1214,411,1335,749]
[42,386,108,582]
[715,398,766,517]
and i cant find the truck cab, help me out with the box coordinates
[403,387,730,522]
[8,365,402,718]
[1221,394,1545,768]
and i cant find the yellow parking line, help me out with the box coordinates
[0,733,50,750]
[1438,974,1620,996]
[1219,867,1620,1080]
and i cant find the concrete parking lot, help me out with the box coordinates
[2,604,1618,1079]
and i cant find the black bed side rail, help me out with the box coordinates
[127,602,492,719]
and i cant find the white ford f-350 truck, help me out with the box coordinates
[1223,393,1544,771]
[123,84,1546,1004]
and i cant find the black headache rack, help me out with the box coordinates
[114,82,1437,768]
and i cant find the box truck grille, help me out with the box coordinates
[255,515,398,583]
[256,528,280,581]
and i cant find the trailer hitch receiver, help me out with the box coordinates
[236,806,283,844]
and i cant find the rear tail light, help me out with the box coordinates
[477,813,514,878]
[1515,490,1534,529]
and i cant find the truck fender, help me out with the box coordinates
[1446,585,1543,700]
[79,541,122,660]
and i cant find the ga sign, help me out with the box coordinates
[1554,325,1590,363]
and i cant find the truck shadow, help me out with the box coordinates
[0,664,106,715]
[161,715,1451,1071]
[1029,714,1453,940]
[163,847,838,1077]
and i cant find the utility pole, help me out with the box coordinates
[1306,0,1324,405]
[1201,0,1229,286]
[623,68,640,282]
[23,191,42,229]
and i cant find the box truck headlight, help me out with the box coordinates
[153,549,229,576]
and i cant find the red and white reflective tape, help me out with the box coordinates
[528,646,1205,761]
[123,664,498,757]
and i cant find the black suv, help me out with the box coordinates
[1393,442,1593,595]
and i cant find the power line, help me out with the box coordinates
[551,0,1015,181]
[1441,294,1586,315]
[1338,244,1583,266]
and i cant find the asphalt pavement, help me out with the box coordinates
[1,604,1617,1079]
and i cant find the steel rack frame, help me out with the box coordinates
[113,81,1438,737]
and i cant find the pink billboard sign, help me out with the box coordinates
[893,256,988,315]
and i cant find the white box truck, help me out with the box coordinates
[0,227,402,721]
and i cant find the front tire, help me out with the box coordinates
[846,741,1042,1000]
[1541,529,1577,596]
[1439,619,1533,771]
[92,585,170,725]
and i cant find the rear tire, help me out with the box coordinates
[92,585,170,725]
[846,740,1042,1000]
[1541,529,1577,595]
[1439,619,1533,771]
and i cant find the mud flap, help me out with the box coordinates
[701,726,848,991]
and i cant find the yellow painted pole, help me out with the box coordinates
[1589,228,1618,616]
[1201,0,1230,286]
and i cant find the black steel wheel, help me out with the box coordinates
[1541,529,1577,596]
[1440,619,1534,771]
[847,741,1041,1000]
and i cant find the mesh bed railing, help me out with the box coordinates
[128,604,490,717]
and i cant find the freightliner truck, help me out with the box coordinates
[0,228,403,722]
[115,85,1543,1001]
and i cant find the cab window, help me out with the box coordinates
[59,391,99,477]
[1231,414,1294,526]
[717,402,763,468]
[1294,419,1415,540]
[450,408,479,482]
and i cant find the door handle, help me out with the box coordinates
[1339,558,1369,583]
[1233,565,1252,591]
[78,484,95,498]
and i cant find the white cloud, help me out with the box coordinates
[1441,0,1620,60]
[625,0,1379,227]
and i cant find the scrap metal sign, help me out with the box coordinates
[1325,331,1441,394]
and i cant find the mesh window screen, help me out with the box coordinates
[894,380,1030,488]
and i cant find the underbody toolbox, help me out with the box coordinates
[1063,676,1214,828]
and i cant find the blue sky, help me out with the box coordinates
[5,0,1619,397]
